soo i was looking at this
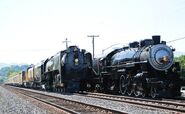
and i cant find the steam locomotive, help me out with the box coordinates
[93,36,181,98]
[43,46,93,92]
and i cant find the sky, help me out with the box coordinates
[0,0,185,64]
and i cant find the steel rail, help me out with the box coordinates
[4,86,127,114]
[78,92,185,113]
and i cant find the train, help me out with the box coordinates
[5,35,182,98]
[6,46,93,92]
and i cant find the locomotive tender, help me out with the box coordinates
[93,36,181,98]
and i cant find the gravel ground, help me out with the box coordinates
[15,87,175,114]
[52,94,173,114]
[0,86,47,114]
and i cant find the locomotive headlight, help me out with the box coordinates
[163,56,168,61]
[162,56,169,63]
[74,58,79,65]
[149,44,173,71]
[155,50,170,64]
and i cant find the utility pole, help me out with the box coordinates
[87,35,99,59]
[62,38,71,49]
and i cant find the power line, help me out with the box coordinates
[102,43,122,54]
[167,37,185,43]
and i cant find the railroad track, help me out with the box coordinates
[4,85,185,113]
[77,92,185,113]
[4,86,126,114]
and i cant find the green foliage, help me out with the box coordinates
[175,55,185,78]
[0,76,7,84]
[0,65,29,80]
[0,77,4,84]
[8,70,21,78]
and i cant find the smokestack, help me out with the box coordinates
[152,35,160,45]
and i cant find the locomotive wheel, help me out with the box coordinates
[141,91,146,97]
[58,88,60,92]
[134,90,140,97]
[119,75,127,95]
[127,82,133,96]
[150,87,158,98]
[134,84,146,97]
[127,89,133,96]
[133,85,140,97]
[141,85,147,98]
[59,87,65,93]
[56,88,59,92]
[95,84,103,93]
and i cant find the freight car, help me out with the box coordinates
[93,36,181,98]
[12,61,47,89]
[21,65,35,88]
[5,73,22,86]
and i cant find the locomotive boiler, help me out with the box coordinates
[93,36,181,98]
[44,46,92,92]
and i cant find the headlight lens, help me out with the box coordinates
[155,50,170,64]
[149,44,173,71]
[74,58,79,65]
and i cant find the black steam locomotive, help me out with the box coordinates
[20,46,93,92]
[43,46,93,92]
[93,36,181,98]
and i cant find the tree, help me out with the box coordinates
[0,65,29,81]
[175,55,185,78]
